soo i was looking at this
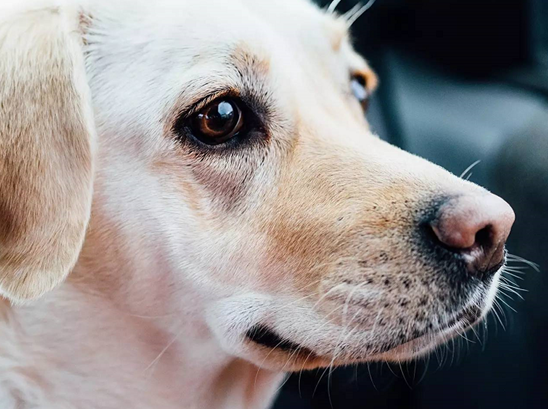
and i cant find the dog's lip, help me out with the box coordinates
[246,324,318,358]
[246,325,301,352]
[475,258,505,280]
[245,304,484,365]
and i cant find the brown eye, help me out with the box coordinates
[351,74,370,111]
[190,99,244,145]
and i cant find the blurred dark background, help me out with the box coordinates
[274,0,548,408]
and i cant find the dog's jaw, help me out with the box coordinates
[0,257,286,409]
[0,166,287,408]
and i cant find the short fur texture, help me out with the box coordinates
[0,1,510,408]
[0,2,95,302]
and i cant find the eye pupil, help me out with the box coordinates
[203,101,236,133]
[191,99,244,144]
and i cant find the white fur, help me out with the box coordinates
[0,0,510,408]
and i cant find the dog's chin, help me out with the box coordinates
[365,315,483,363]
[244,306,487,371]
[375,300,491,361]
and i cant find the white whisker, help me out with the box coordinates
[326,0,343,14]
[497,290,516,301]
[468,322,484,347]
[503,265,529,272]
[495,295,517,313]
[491,300,506,331]
[501,271,525,280]
[312,283,347,311]
[295,304,346,394]
[460,159,481,179]
[318,289,365,402]
[506,254,540,272]
[498,284,525,300]
[144,327,183,377]
[499,277,528,293]
[344,0,376,28]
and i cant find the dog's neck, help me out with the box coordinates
[0,208,284,409]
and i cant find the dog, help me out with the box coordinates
[0,0,516,408]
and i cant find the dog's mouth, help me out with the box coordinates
[246,325,317,358]
[245,304,484,365]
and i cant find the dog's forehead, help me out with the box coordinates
[91,0,350,64]
[85,0,369,135]
[240,0,347,44]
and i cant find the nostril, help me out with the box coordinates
[424,193,515,278]
[474,225,493,250]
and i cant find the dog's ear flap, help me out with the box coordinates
[0,5,95,303]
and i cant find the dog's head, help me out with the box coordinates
[0,0,514,370]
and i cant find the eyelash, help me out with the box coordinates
[177,89,239,121]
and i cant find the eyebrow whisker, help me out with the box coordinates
[327,0,343,15]
[344,0,377,28]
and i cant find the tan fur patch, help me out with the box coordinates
[0,6,95,302]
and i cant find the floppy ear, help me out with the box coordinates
[0,4,95,303]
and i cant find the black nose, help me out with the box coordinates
[426,193,515,277]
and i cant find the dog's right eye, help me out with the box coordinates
[351,74,370,112]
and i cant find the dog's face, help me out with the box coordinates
[0,0,514,372]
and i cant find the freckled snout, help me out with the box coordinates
[427,194,515,276]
